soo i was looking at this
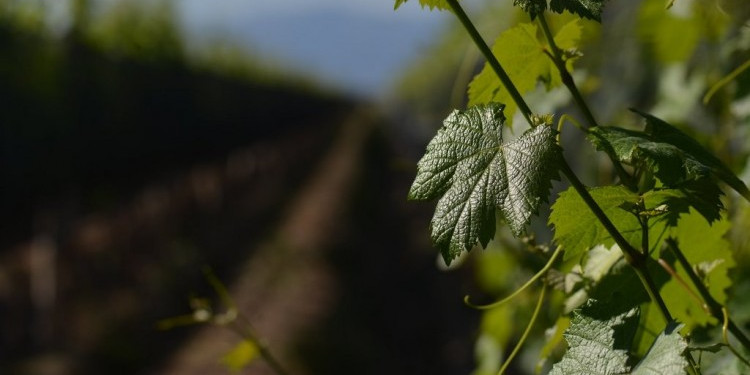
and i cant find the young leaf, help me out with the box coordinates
[409,103,560,264]
[394,0,451,11]
[549,0,606,21]
[631,322,688,375]
[549,299,639,375]
[468,20,582,125]
[549,186,642,260]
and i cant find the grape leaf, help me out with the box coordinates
[549,299,639,375]
[663,209,735,328]
[394,0,451,11]
[588,110,750,203]
[549,185,703,259]
[631,322,688,375]
[549,0,606,21]
[468,20,582,125]
[409,103,560,264]
[550,186,641,260]
[551,300,688,375]
[634,208,734,354]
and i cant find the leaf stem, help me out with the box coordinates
[445,0,533,126]
[558,160,642,265]
[205,267,291,375]
[465,246,563,310]
[666,238,750,351]
[233,317,292,375]
[722,307,750,368]
[537,13,637,191]
[497,282,547,375]
[537,14,597,129]
[703,58,750,104]
[559,159,697,367]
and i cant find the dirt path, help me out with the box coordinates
[158,108,375,375]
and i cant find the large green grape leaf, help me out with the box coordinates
[549,299,639,375]
[551,300,688,375]
[394,0,450,11]
[468,20,582,126]
[549,0,605,21]
[409,103,560,264]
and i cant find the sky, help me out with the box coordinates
[178,0,451,98]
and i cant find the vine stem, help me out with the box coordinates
[537,13,637,191]
[537,14,598,129]
[667,238,750,351]
[445,0,534,126]
[497,283,547,375]
[560,160,701,373]
[465,246,563,310]
[204,268,292,375]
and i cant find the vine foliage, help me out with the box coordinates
[398,0,750,374]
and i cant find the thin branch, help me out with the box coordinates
[498,283,547,375]
[667,238,750,351]
[465,246,563,310]
[537,13,637,191]
[445,0,534,126]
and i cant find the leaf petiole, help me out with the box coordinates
[445,0,534,126]
[464,246,562,310]
[497,283,547,375]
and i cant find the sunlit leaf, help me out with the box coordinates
[631,322,688,375]
[409,103,560,263]
[551,299,688,375]
[549,299,639,375]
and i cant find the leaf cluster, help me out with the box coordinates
[401,0,750,374]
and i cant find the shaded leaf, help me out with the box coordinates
[587,111,750,218]
[409,103,560,263]
[635,110,750,200]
